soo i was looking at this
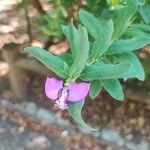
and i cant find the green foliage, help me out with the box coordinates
[33,0,75,38]
[24,0,150,130]
[62,21,80,60]
[106,37,150,54]
[48,0,75,9]
[115,52,145,81]
[112,0,138,40]
[89,80,102,99]
[90,19,113,58]
[68,100,97,131]
[85,0,107,16]
[58,53,73,66]
[131,24,150,32]
[79,10,102,39]
[138,5,150,24]
[80,62,131,81]
[138,0,145,5]
[35,13,64,37]
[101,79,124,100]
[24,46,69,78]
[67,25,90,81]
[79,10,114,61]
[125,26,150,40]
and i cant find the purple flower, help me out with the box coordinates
[45,77,90,110]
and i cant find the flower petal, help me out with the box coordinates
[68,82,90,102]
[45,77,63,100]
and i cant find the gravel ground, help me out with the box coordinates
[0,115,64,150]
[0,99,149,150]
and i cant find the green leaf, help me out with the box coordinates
[126,27,150,40]
[61,25,70,39]
[138,5,150,24]
[106,38,150,54]
[101,79,124,101]
[80,62,131,81]
[138,0,145,5]
[89,80,102,99]
[58,53,73,66]
[24,46,69,78]
[62,21,79,59]
[131,24,150,32]
[126,25,150,42]
[69,25,89,80]
[116,52,145,81]
[79,9,101,39]
[79,10,113,58]
[113,0,138,39]
[67,100,98,131]
[90,19,113,58]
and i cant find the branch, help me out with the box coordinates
[31,0,47,15]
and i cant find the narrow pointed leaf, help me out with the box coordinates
[113,0,138,39]
[116,52,145,81]
[79,9,101,39]
[67,100,98,131]
[61,25,70,39]
[101,79,124,101]
[24,46,69,78]
[69,25,89,79]
[131,24,150,32]
[58,53,73,66]
[80,62,131,81]
[106,38,150,54]
[138,5,150,24]
[89,80,102,99]
[79,10,113,58]
[91,19,113,58]
[126,27,150,40]
[62,22,79,59]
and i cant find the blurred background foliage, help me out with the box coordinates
[18,0,150,40]
[17,0,150,78]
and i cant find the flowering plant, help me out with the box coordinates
[25,0,150,130]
